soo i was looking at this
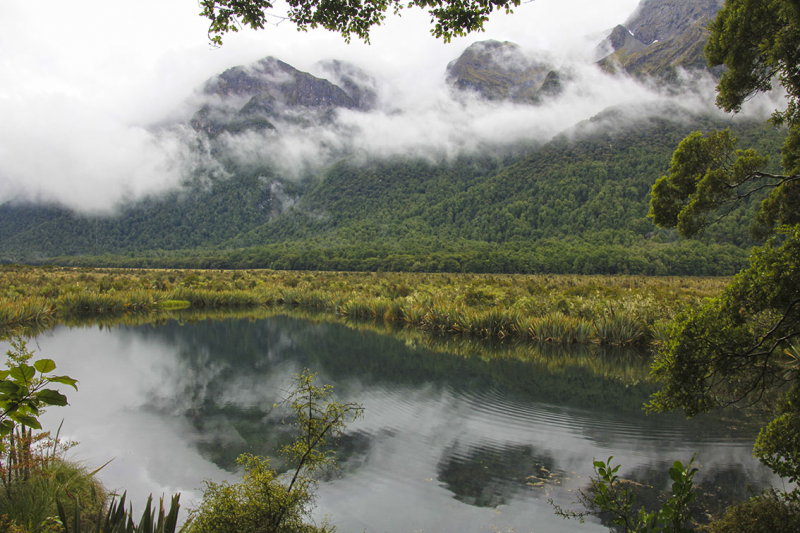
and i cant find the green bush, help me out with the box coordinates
[703,491,800,533]
[186,455,330,533]
[0,458,106,533]
[186,370,362,533]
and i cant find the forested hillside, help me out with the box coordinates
[0,0,787,275]
[0,105,784,274]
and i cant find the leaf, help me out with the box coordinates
[9,365,35,384]
[34,359,56,373]
[48,375,78,390]
[0,371,9,380]
[14,385,30,400]
[36,389,68,406]
[0,381,20,394]
[11,414,41,430]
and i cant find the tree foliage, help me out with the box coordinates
[647,0,800,508]
[705,0,800,128]
[199,0,521,45]
[648,225,800,418]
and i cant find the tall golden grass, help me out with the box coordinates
[0,266,727,346]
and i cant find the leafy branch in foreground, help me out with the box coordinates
[648,226,800,419]
[199,0,522,45]
[0,337,77,441]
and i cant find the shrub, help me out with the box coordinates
[186,370,362,533]
[703,491,800,533]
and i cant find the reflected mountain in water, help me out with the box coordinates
[18,313,778,533]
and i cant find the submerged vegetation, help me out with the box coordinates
[0,266,727,348]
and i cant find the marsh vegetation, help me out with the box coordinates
[0,266,727,348]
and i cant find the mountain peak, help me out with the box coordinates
[625,0,724,45]
[192,56,371,137]
[597,0,725,79]
[314,59,378,111]
[204,56,359,110]
[446,40,561,104]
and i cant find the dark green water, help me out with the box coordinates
[10,315,775,532]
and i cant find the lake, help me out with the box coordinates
[5,314,775,532]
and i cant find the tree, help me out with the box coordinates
[199,0,521,45]
[705,0,800,129]
[647,0,800,512]
[187,369,363,533]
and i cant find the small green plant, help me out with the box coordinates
[0,338,77,442]
[553,456,698,533]
[57,491,181,533]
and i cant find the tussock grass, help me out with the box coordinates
[0,297,54,330]
[0,266,728,347]
[0,459,107,532]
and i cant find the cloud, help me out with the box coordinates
[0,0,772,213]
[0,93,210,213]
[211,55,731,176]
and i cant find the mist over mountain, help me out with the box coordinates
[445,40,563,104]
[0,0,785,274]
[190,57,375,138]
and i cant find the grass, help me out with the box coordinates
[0,429,107,533]
[0,266,728,347]
[0,459,107,532]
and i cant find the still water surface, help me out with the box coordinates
[8,315,776,532]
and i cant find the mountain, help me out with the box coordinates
[597,0,725,79]
[0,100,784,274]
[0,1,782,274]
[445,40,562,103]
[190,57,376,137]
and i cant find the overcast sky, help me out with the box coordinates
[0,0,665,210]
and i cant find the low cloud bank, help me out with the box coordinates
[0,0,782,213]
[210,58,748,180]
[0,59,764,213]
[0,94,209,213]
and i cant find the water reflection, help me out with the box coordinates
[437,442,561,508]
[3,313,777,533]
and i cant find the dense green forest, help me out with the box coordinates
[0,108,786,274]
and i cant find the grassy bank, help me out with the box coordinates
[0,266,728,346]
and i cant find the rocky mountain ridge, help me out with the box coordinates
[187,0,727,139]
[190,57,377,137]
[597,0,725,78]
[445,40,563,103]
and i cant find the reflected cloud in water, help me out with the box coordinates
[3,314,776,532]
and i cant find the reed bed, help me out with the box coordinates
[56,290,161,315]
[170,287,262,308]
[0,296,55,330]
[0,266,728,347]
